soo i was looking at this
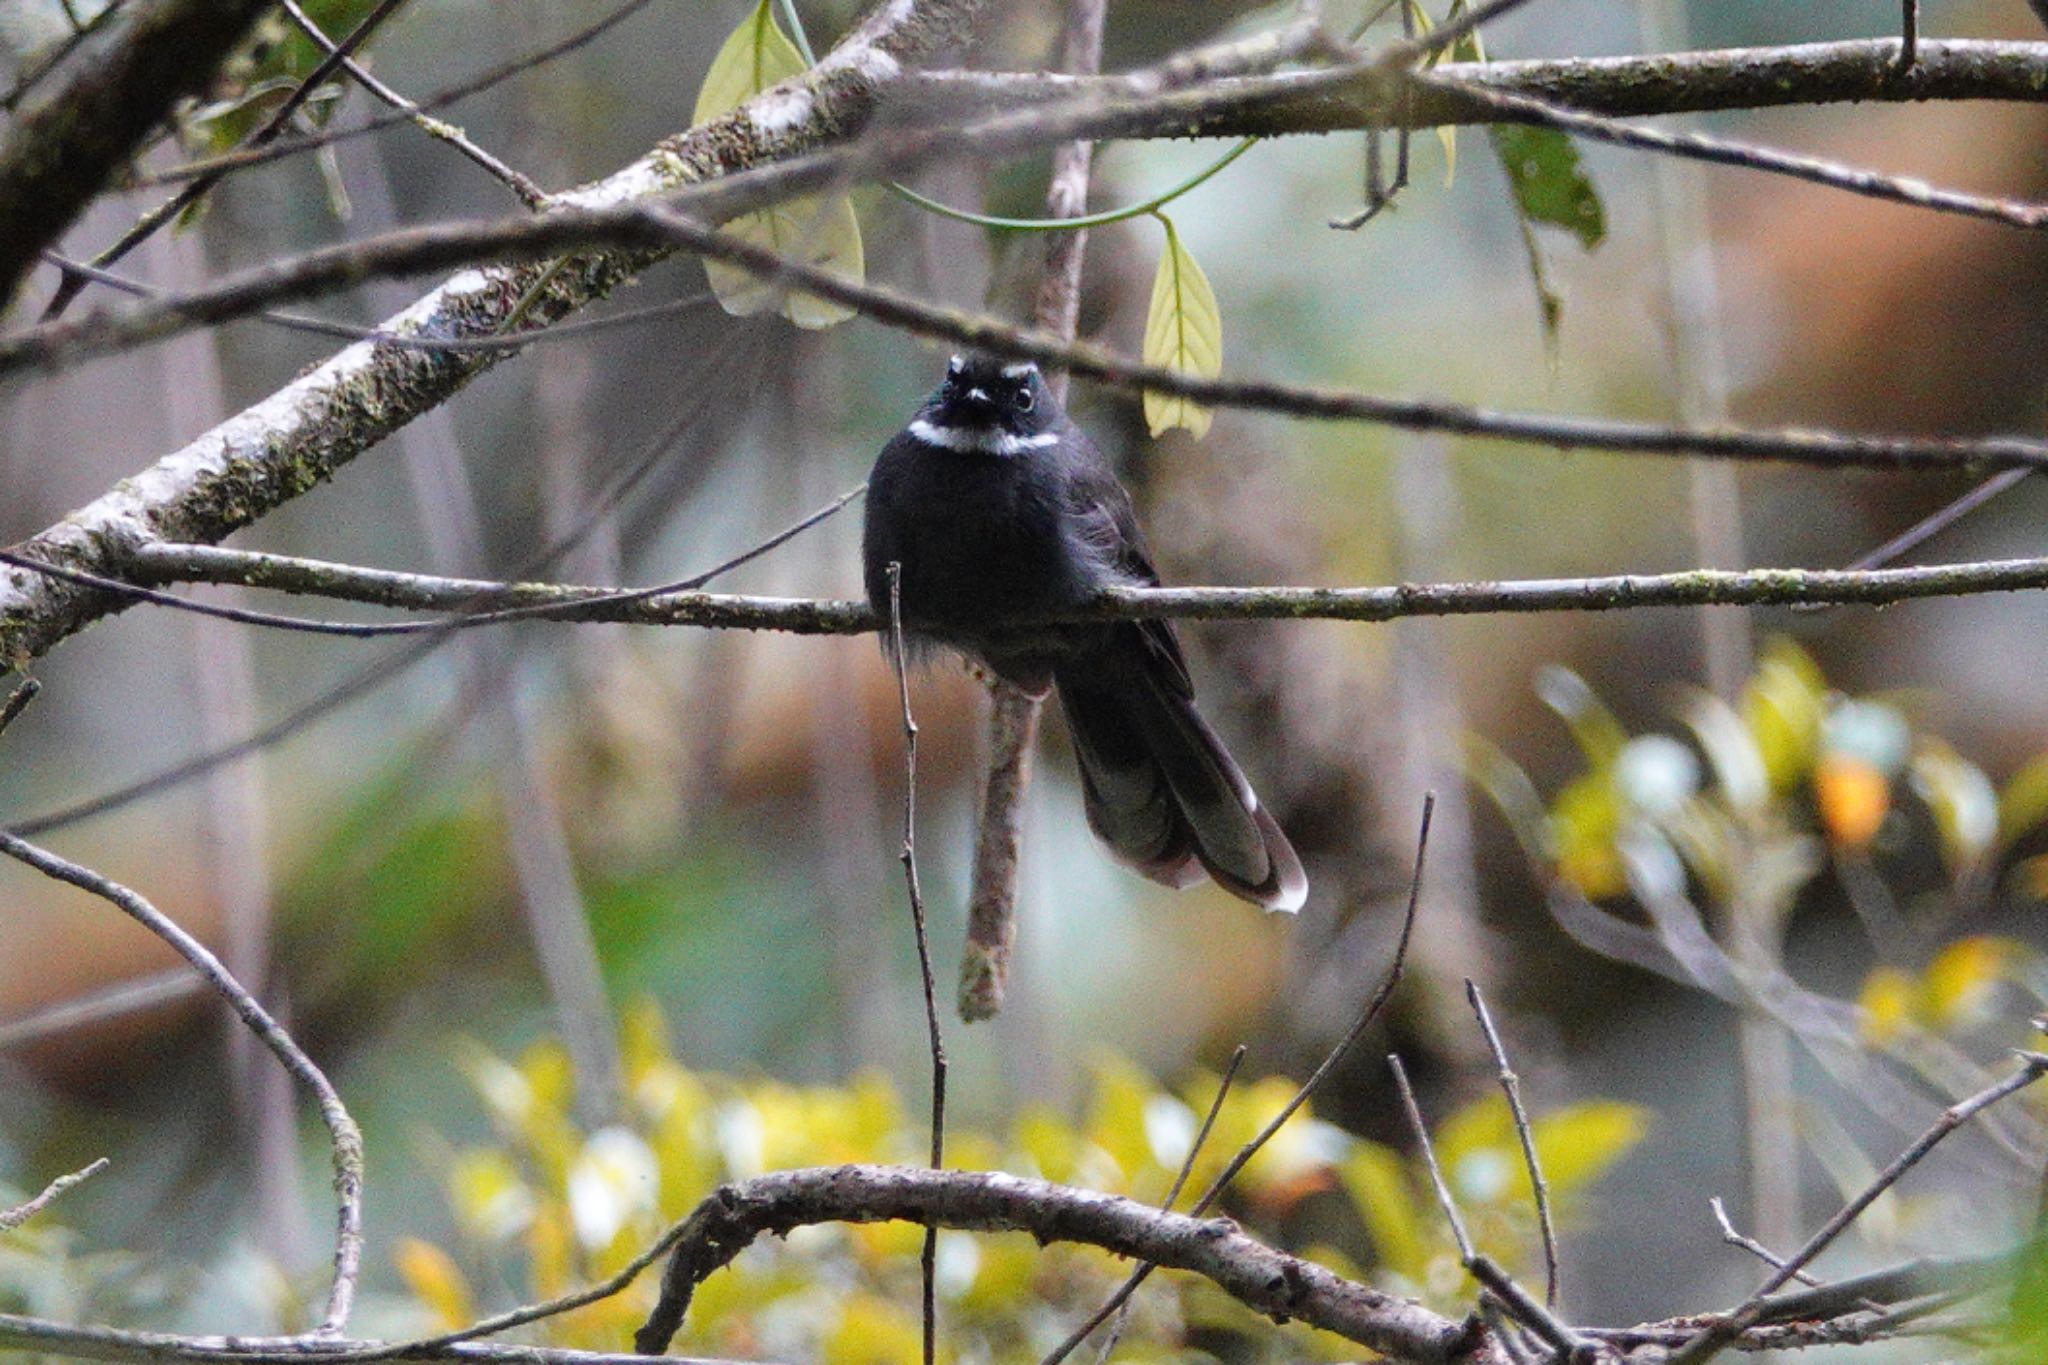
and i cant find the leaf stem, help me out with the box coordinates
[888,136,1258,232]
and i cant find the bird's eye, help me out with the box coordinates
[1014,387,1035,412]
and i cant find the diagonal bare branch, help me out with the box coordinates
[0,0,273,309]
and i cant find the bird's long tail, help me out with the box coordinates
[1053,633,1307,913]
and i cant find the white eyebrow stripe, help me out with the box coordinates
[908,419,1060,456]
[999,362,1039,379]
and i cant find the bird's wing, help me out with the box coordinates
[1065,463,1195,700]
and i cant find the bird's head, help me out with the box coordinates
[909,355,1062,456]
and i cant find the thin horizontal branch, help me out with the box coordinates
[123,544,2048,635]
[632,1164,1479,1364]
[1422,70,2048,230]
[904,37,2048,129]
[0,1317,760,1365]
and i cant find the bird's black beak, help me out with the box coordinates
[945,386,999,425]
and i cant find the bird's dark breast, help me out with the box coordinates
[865,438,1101,683]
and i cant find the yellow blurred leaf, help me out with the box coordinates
[1141,214,1222,438]
[619,995,673,1091]
[1741,640,1826,793]
[824,1294,936,1365]
[1338,1142,1428,1281]
[1083,1055,1158,1190]
[1814,754,1889,849]
[449,1148,534,1242]
[1535,666,1628,772]
[691,0,862,327]
[2000,753,2048,846]
[1528,1101,1649,1196]
[1920,936,2022,1032]
[1858,966,1914,1047]
[1912,742,1999,871]
[394,1237,474,1331]
[1551,774,1624,900]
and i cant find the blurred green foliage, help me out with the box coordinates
[380,1002,1646,1361]
[181,0,384,153]
[0,1190,176,1365]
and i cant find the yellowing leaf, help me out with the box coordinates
[824,1294,933,1365]
[1550,774,1624,900]
[700,197,864,328]
[692,0,863,327]
[1141,214,1222,438]
[394,1237,474,1331]
[692,0,807,126]
[449,1148,535,1241]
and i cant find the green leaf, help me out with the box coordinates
[1142,213,1223,438]
[692,0,863,328]
[1487,125,1606,250]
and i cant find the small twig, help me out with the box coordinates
[0,678,39,741]
[1466,980,1559,1310]
[23,198,2048,478]
[1895,0,1919,74]
[1040,794,1436,1365]
[1669,1051,2048,1364]
[1390,1053,1475,1260]
[276,0,546,206]
[1390,1054,1589,1359]
[91,547,2048,643]
[43,0,418,320]
[0,1157,109,1232]
[1808,467,2034,600]
[1709,1196,1822,1287]
[42,249,718,355]
[886,562,947,1365]
[1091,1045,1249,1365]
[121,0,667,192]
[0,834,363,1334]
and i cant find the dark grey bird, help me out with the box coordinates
[862,354,1307,913]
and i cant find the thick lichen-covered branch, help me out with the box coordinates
[632,1164,1482,1363]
